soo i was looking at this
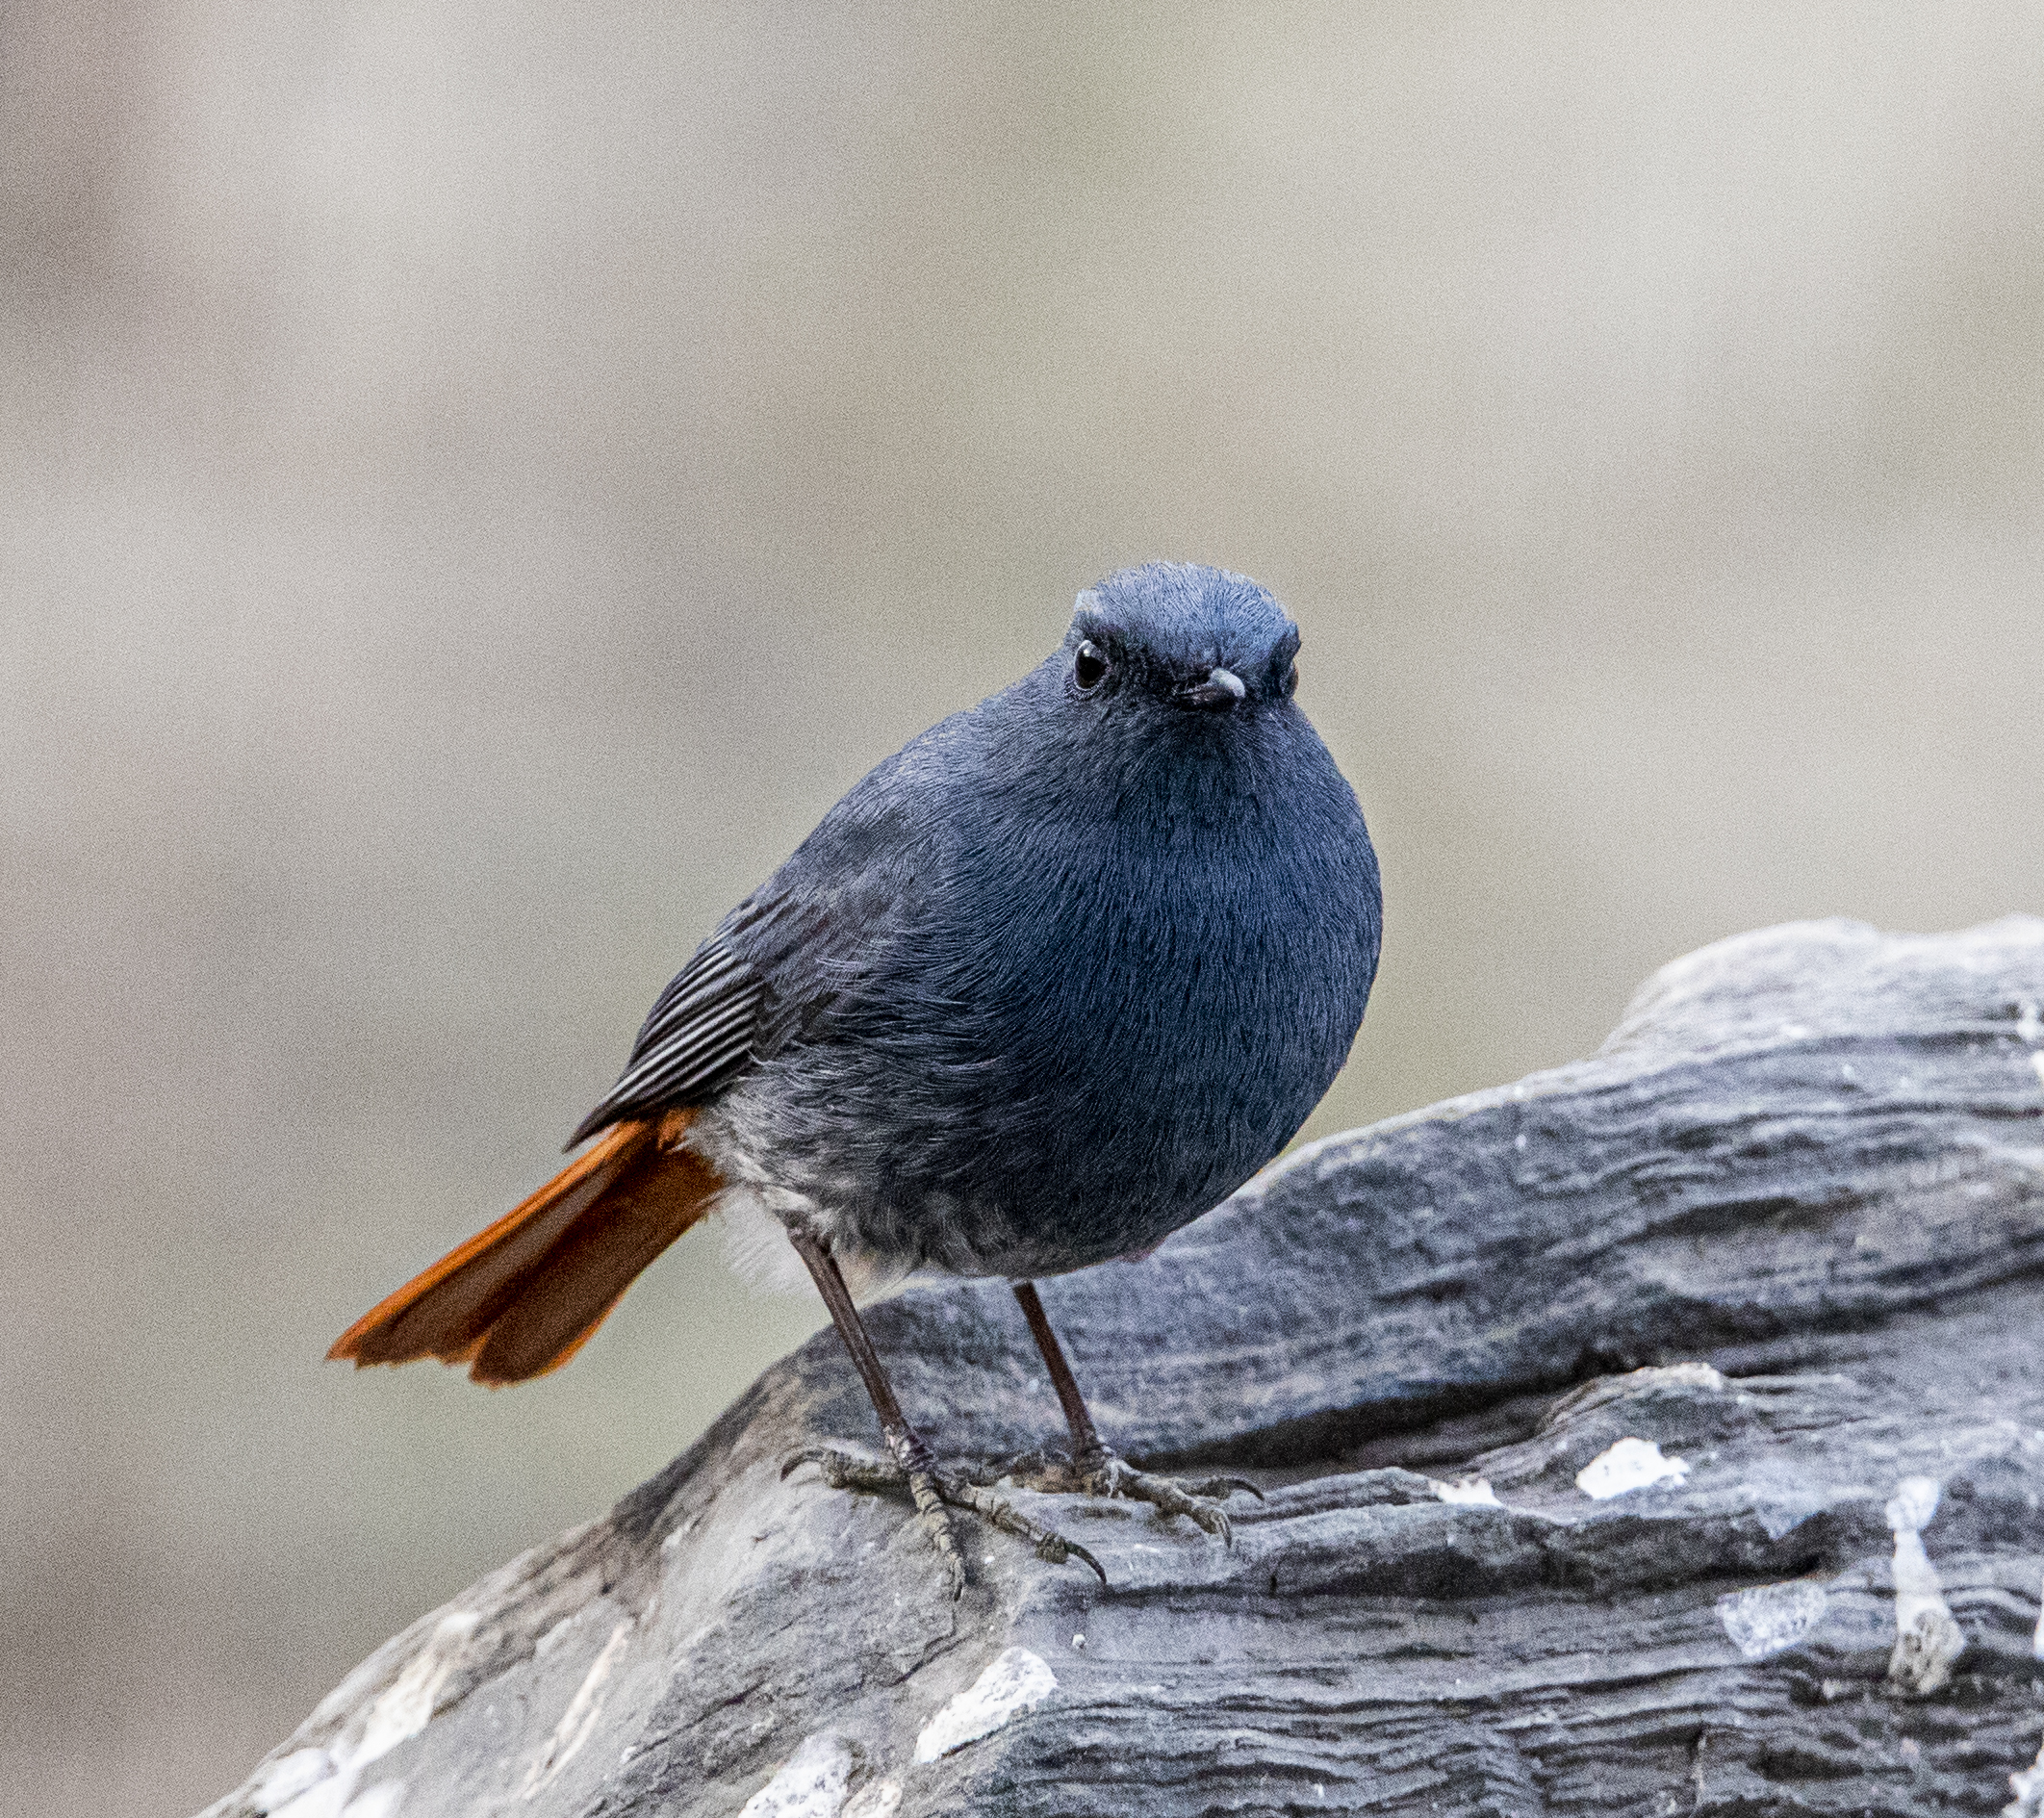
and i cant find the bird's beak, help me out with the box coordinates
[1180,666,1248,709]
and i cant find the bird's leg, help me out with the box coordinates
[1009,1280,1261,1544]
[780,1230,1103,1595]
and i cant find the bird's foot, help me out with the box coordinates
[1010,1445,1261,1544]
[783,1441,1107,1596]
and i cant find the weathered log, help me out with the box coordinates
[203,916,2044,1818]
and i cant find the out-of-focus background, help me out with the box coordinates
[4,3,2041,1811]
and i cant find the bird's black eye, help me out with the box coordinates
[1283,660,1299,697]
[1073,640,1109,691]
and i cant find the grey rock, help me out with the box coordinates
[202,916,2044,1818]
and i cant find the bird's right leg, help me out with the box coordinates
[1009,1280,1260,1542]
[780,1229,1103,1596]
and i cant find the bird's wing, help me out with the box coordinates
[567,743,949,1149]
[566,938,767,1146]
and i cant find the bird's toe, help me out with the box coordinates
[1080,1449,1254,1546]
[787,1437,1106,1590]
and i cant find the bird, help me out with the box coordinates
[330,562,1383,1592]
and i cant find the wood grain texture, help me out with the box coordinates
[207,916,2044,1818]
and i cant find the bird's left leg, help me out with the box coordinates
[779,1230,1103,1595]
[1009,1280,1261,1543]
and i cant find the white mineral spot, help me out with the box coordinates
[739,1731,855,1818]
[842,1779,903,1818]
[2017,1000,2043,1046]
[252,1751,334,1810]
[1653,1362,1726,1393]
[2009,1739,2044,1817]
[1433,1477,1501,1507]
[268,1766,355,1818]
[357,1612,478,1766]
[1717,1579,1829,1659]
[1575,1437,1690,1499]
[522,1619,632,1797]
[912,1648,1059,1763]
[269,1611,478,1818]
[1887,1476,1941,1530]
[1885,1474,1965,1697]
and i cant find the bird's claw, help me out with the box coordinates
[936,1474,1109,1583]
[781,1445,897,1493]
[1082,1448,1259,1546]
[783,1444,1106,1591]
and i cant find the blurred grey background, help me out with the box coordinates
[4,2,2041,1811]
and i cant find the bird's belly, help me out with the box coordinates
[693,955,1359,1282]
[701,793,1378,1281]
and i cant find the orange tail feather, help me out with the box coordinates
[328,1110,720,1386]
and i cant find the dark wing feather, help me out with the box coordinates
[566,939,766,1146]
[568,722,954,1150]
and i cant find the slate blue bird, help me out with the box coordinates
[332,562,1383,1590]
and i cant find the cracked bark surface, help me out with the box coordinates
[202,915,2044,1818]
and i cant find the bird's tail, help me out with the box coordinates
[327,1110,720,1386]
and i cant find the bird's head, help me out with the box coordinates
[1060,563,1301,715]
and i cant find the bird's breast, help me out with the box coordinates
[720,721,1381,1280]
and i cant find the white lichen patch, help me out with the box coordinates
[842,1779,904,1818]
[1575,1437,1690,1499]
[912,1648,1059,1763]
[739,1731,856,1817]
[1717,1579,1829,1659]
[267,1611,479,1817]
[1886,1474,1965,1697]
[1432,1476,1502,1506]
[521,1618,632,1798]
